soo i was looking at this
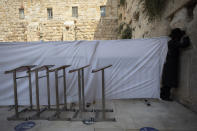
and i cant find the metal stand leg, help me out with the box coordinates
[81,69,85,111]
[63,69,67,110]
[29,65,55,120]
[55,70,60,118]
[47,65,71,121]
[46,69,51,109]
[5,65,36,121]
[92,65,115,122]
[49,68,71,121]
[28,69,33,110]
[101,70,106,119]
[78,70,82,112]
[13,71,19,118]
[68,65,90,121]
[35,70,40,116]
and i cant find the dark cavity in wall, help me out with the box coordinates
[186,0,197,20]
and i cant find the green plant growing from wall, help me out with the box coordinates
[119,13,122,20]
[116,22,132,39]
[121,25,132,39]
[117,22,125,33]
[120,0,126,6]
[140,0,168,21]
[133,11,140,21]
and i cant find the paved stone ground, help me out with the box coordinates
[0,99,197,131]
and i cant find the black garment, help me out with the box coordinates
[161,36,190,100]
[162,38,190,88]
[160,86,172,101]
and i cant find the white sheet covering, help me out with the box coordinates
[0,37,168,105]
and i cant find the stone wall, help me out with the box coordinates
[117,0,197,112]
[0,0,118,42]
[174,3,197,112]
[117,0,192,39]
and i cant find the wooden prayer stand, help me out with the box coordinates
[48,65,71,121]
[5,65,36,121]
[29,65,54,120]
[92,65,115,122]
[68,65,91,121]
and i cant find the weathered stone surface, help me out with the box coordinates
[172,4,197,112]
[0,0,118,42]
[117,0,194,39]
[187,4,197,44]
[170,8,190,30]
[117,0,197,112]
[194,4,197,18]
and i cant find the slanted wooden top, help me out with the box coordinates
[5,65,36,74]
[69,65,90,73]
[49,65,71,72]
[92,65,112,73]
[30,65,55,72]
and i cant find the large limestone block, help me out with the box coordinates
[170,8,190,30]
[187,5,197,50]
[193,4,197,18]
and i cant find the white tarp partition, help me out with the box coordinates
[0,37,168,105]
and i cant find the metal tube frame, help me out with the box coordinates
[78,70,82,112]
[102,69,105,119]
[35,70,40,115]
[63,68,67,110]
[55,70,60,118]
[13,71,19,118]
[48,65,71,121]
[46,68,51,109]
[92,65,115,122]
[29,65,55,120]
[28,68,33,110]
[68,65,92,121]
[81,69,85,111]
[5,65,36,121]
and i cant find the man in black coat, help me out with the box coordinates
[161,28,191,101]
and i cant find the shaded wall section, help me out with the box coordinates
[118,0,197,112]
[175,2,197,112]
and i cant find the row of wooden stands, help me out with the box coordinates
[5,64,115,122]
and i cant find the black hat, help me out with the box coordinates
[169,28,185,39]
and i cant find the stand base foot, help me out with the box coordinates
[7,115,28,121]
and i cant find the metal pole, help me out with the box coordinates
[55,70,60,117]
[63,68,67,110]
[102,69,106,119]
[81,69,85,111]
[78,70,82,112]
[35,70,40,115]
[46,68,51,109]
[13,70,19,118]
[28,68,33,110]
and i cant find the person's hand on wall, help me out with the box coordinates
[180,36,191,48]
